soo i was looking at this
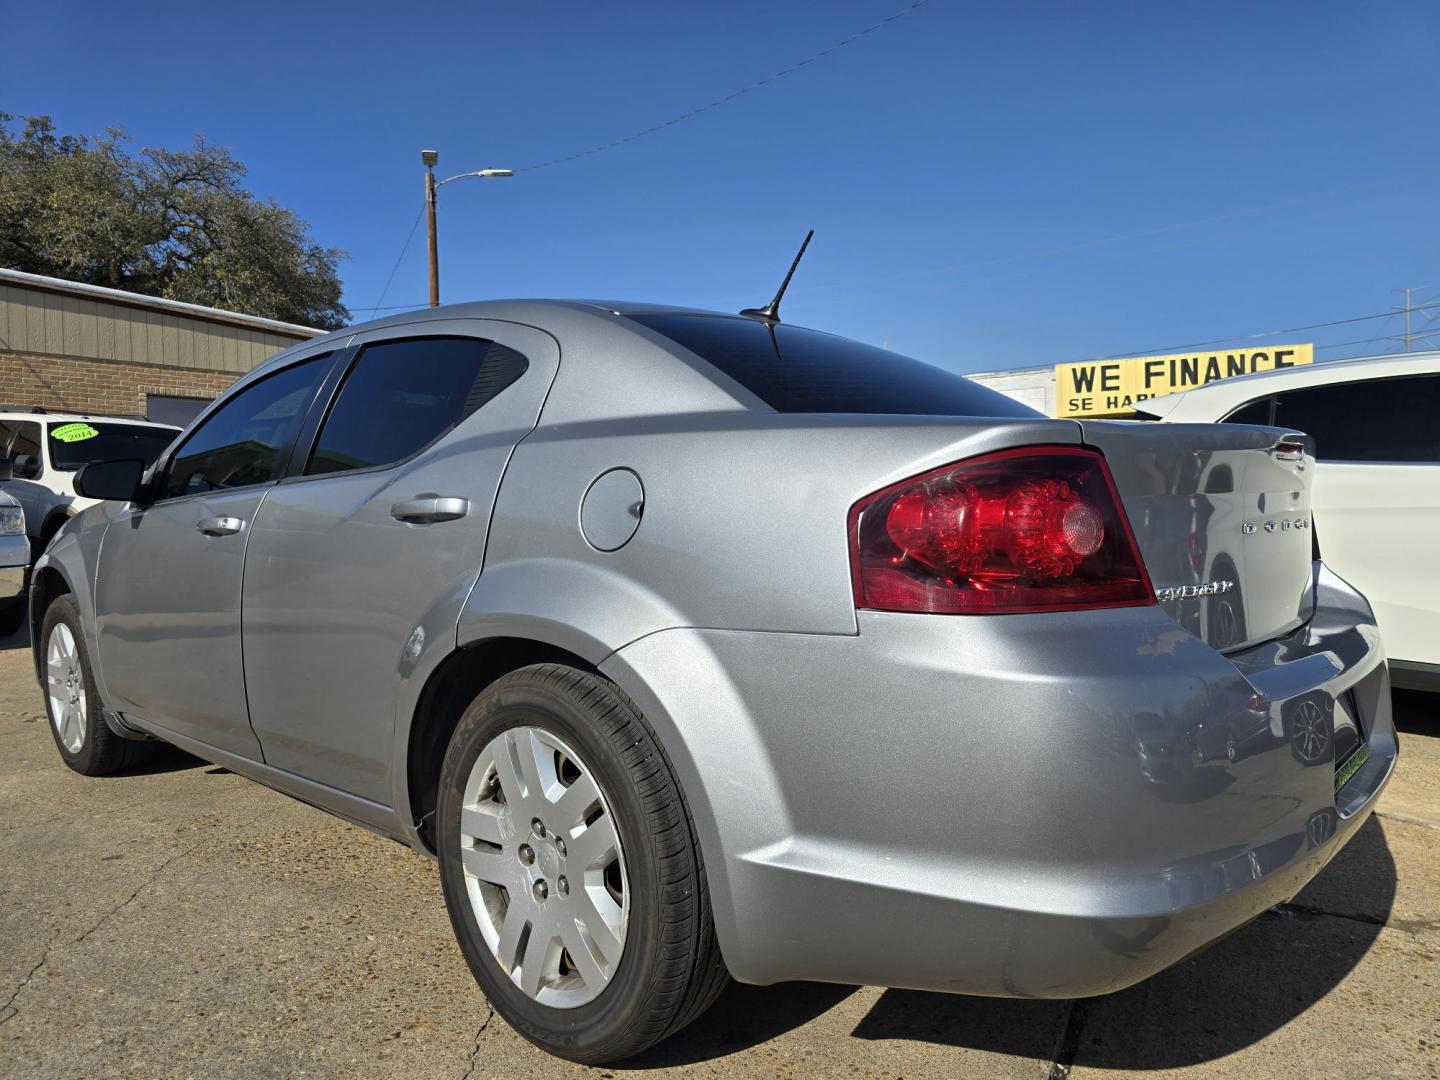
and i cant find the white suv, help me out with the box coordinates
[0,410,180,560]
[1141,351,1440,691]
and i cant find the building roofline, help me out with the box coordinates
[0,267,324,339]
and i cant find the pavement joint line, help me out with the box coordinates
[1374,809,1440,831]
[1044,998,1085,1080]
[458,1003,495,1080]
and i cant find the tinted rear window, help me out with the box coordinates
[629,314,1039,417]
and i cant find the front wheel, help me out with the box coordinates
[40,595,153,775]
[436,664,727,1064]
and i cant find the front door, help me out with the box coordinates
[93,352,333,757]
[241,320,557,803]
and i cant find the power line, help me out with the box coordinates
[1097,301,1440,360]
[515,0,932,173]
[363,204,425,315]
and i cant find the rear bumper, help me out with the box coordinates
[603,563,1393,996]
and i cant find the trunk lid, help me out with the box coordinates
[1076,420,1315,651]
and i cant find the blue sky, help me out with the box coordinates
[5,1,1438,372]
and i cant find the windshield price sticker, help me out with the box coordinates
[50,423,101,443]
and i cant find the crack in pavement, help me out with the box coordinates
[1270,901,1439,936]
[1044,999,1086,1080]
[458,1003,495,1080]
[0,940,56,1026]
[0,804,280,1027]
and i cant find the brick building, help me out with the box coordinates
[0,267,322,425]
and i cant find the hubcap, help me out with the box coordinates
[459,726,628,1008]
[45,623,87,754]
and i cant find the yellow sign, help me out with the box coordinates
[1056,344,1313,418]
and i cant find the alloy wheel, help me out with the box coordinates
[46,623,87,753]
[459,725,628,1008]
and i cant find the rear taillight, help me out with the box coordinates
[848,446,1155,615]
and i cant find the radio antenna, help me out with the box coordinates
[740,230,814,324]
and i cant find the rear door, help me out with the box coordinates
[92,351,335,756]
[241,319,557,804]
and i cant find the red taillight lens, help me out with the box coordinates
[848,446,1155,615]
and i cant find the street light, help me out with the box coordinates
[421,149,514,307]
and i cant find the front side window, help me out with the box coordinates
[1271,375,1440,462]
[161,355,329,500]
[48,422,177,472]
[305,337,527,476]
[0,420,43,479]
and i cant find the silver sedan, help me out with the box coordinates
[29,300,1395,1063]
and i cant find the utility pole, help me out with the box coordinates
[422,150,440,307]
[420,149,512,308]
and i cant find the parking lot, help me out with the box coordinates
[0,626,1435,1080]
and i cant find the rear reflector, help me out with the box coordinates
[849,446,1155,615]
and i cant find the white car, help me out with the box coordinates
[0,410,179,559]
[0,483,28,635]
[1141,350,1440,691]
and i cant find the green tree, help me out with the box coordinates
[0,114,348,329]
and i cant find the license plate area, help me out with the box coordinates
[1332,690,1368,791]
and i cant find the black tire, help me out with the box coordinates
[40,595,153,776]
[436,664,728,1064]
[0,596,25,637]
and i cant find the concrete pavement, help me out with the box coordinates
[1,627,1436,1079]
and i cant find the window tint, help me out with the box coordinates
[48,422,177,472]
[1271,375,1440,462]
[306,337,527,476]
[1222,398,1273,426]
[161,355,328,500]
[628,314,1039,417]
[0,420,43,479]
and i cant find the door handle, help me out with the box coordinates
[196,515,245,537]
[390,496,469,524]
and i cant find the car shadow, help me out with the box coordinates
[0,625,31,652]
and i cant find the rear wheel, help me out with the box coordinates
[436,664,727,1064]
[41,595,153,775]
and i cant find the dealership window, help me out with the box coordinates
[305,337,527,476]
[147,394,211,428]
[161,355,329,500]
[1269,376,1440,462]
[0,419,43,479]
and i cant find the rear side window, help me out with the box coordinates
[1270,375,1440,462]
[628,314,1039,417]
[1222,398,1273,426]
[162,355,329,500]
[306,337,527,476]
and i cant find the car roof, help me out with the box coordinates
[245,298,791,381]
[1139,349,1440,419]
[0,410,178,429]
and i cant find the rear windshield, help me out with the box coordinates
[47,422,177,472]
[629,313,1039,417]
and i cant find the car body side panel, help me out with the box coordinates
[1310,461,1439,669]
[471,414,1083,640]
[604,563,1390,992]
